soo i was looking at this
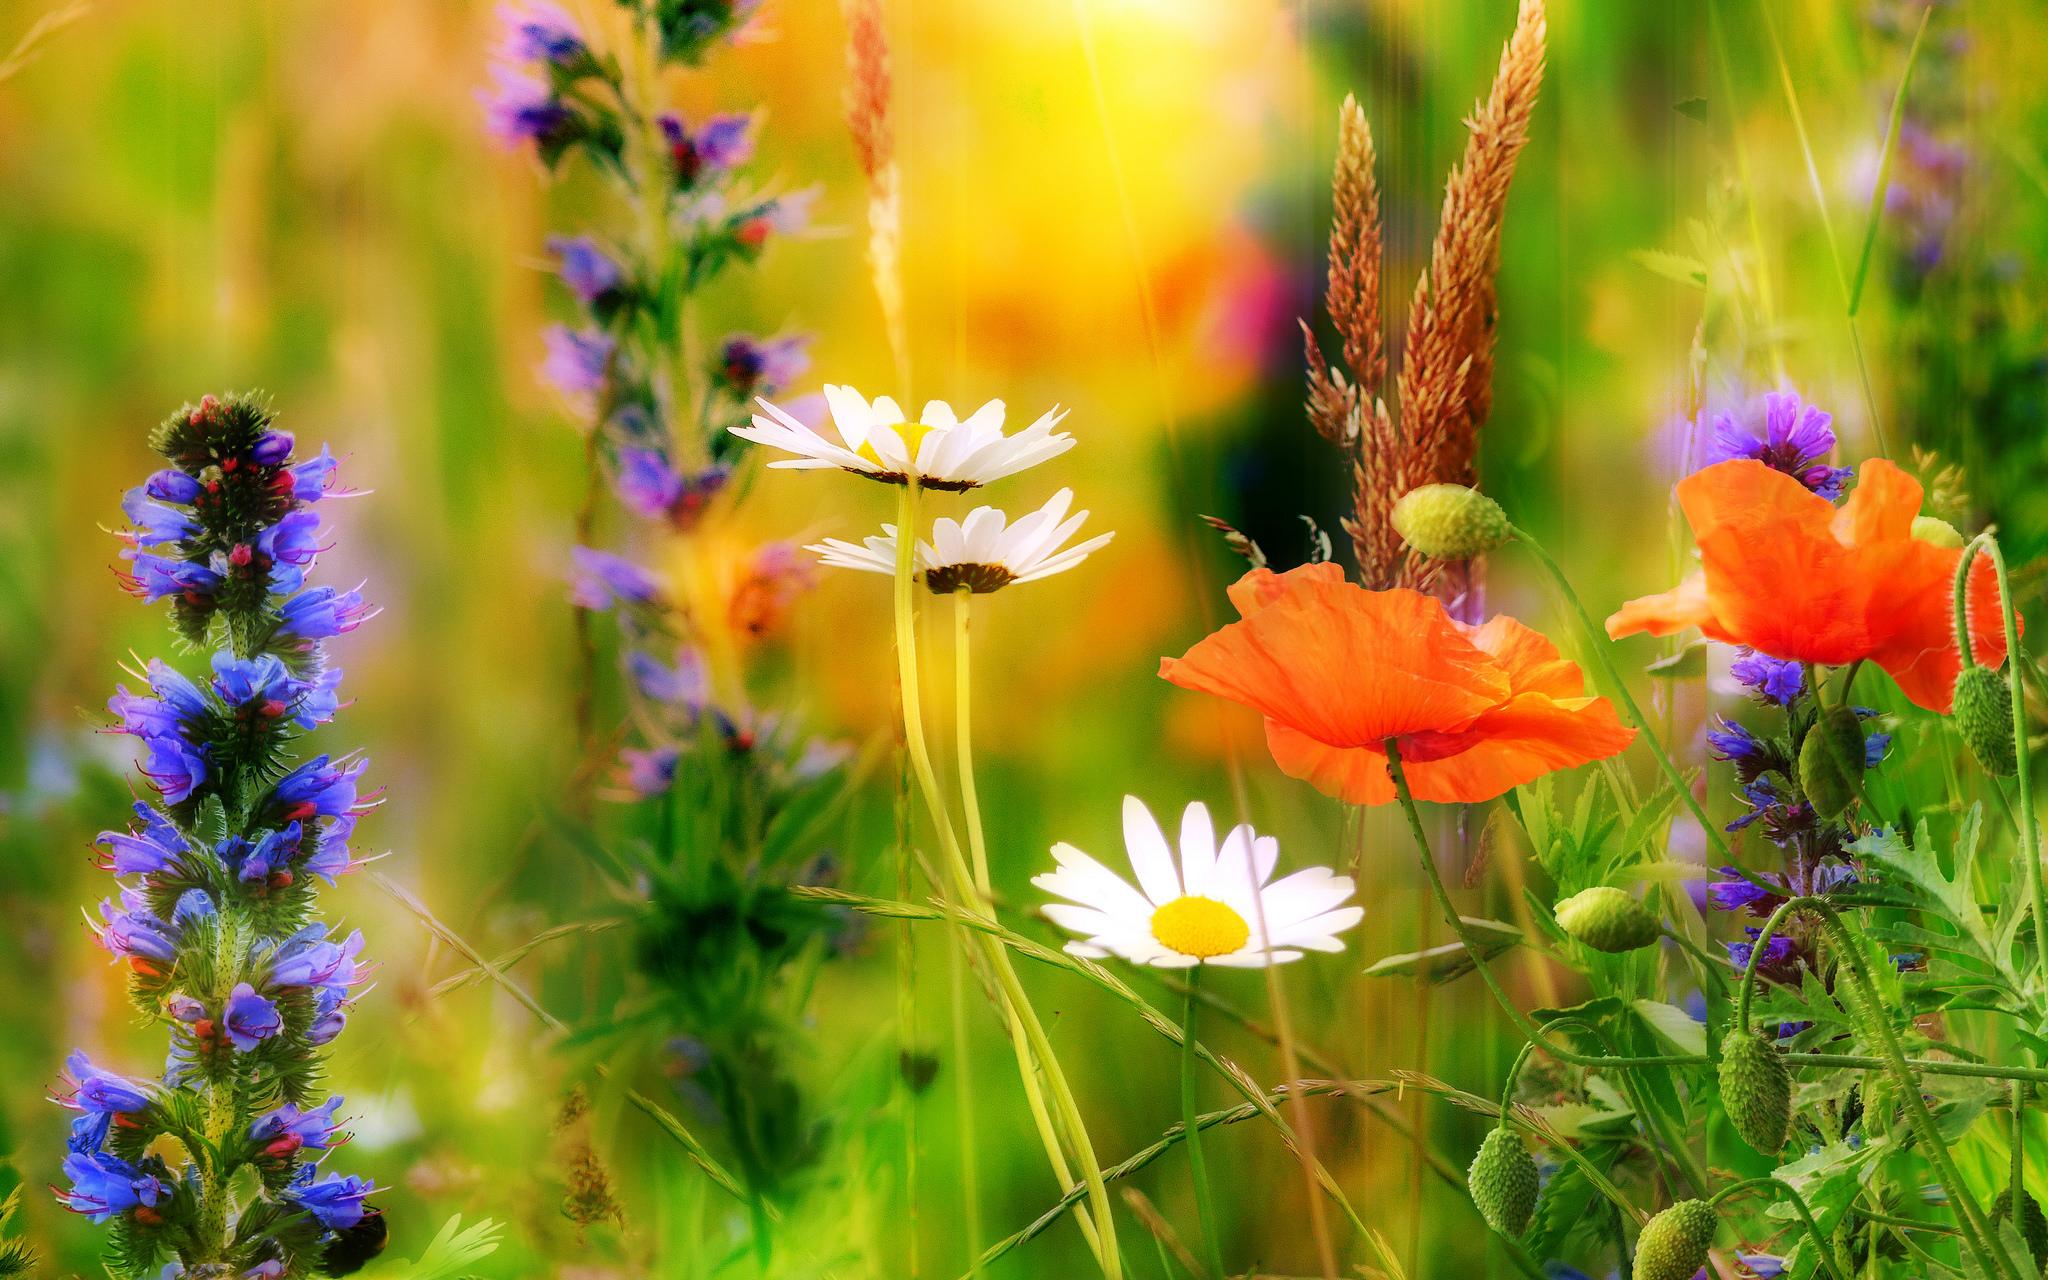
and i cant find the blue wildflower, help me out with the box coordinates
[1707,867,1782,914]
[1730,649,1803,705]
[269,755,368,823]
[630,648,709,708]
[122,488,198,546]
[145,469,202,504]
[286,1167,377,1230]
[122,551,222,604]
[548,234,626,305]
[250,1097,347,1157]
[277,585,373,639]
[1703,391,1852,500]
[95,803,191,875]
[570,546,661,609]
[541,325,614,395]
[1707,715,1762,761]
[223,984,283,1053]
[289,446,340,502]
[716,332,810,397]
[497,1,586,65]
[59,1150,165,1223]
[59,1051,151,1115]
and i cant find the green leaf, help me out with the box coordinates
[1630,999,1707,1057]
[1629,248,1709,289]
[1361,918,1521,982]
[1644,643,1708,678]
[1673,97,1710,124]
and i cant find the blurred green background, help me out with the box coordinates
[4,0,2047,1275]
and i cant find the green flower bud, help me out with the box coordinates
[1554,886,1661,953]
[1797,704,1866,819]
[1633,1199,1717,1280]
[1992,1189,2048,1269]
[1954,664,2018,777]
[1390,484,1511,561]
[1718,1029,1792,1153]
[1911,515,1965,548]
[1466,1127,1539,1237]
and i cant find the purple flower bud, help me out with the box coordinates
[569,546,661,609]
[540,325,615,395]
[547,235,626,305]
[145,469,201,504]
[249,431,295,466]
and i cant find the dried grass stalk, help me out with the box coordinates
[1304,0,1545,595]
[843,0,908,383]
[1397,0,1546,490]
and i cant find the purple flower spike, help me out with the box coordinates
[541,325,615,396]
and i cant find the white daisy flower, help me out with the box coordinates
[806,488,1113,594]
[733,383,1076,490]
[1034,797,1363,968]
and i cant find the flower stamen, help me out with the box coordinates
[1150,896,1250,959]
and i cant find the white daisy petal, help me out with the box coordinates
[1178,801,1218,898]
[1121,795,1182,905]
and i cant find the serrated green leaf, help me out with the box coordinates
[1630,248,1709,288]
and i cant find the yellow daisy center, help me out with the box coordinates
[855,421,937,469]
[1150,895,1250,959]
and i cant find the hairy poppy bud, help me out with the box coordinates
[1911,515,1965,548]
[1391,484,1511,561]
[1953,664,2018,777]
[1718,1029,1792,1153]
[1554,886,1660,953]
[1797,704,1866,819]
[1466,1127,1539,1236]
[1993,1190,2048,1268]
[1633,1199,1717,1280]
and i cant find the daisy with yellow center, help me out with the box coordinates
[806,488,1113,594]
[732,383,1076,490]
[1035,796,1362,968]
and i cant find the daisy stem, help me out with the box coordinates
[954,586,993,899]
[890,483,1123,1277]
[1957,533,2044,1004]
[1506,526,1756,886]
[1180,970,1226,1280]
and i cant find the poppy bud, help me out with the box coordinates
[1554,886,1660,953]
[1911,515,1965,548]
[1633,1199,1717,1280]
[1953,664,2018,777]
[1797,705,1866,819]
[1466,1127,1539,1236]
[1391,484,1511,561]
[1992,1190,2048,1268]
[1718,1029,1791,1153]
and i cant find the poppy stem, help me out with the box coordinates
[1385,740,1697,1072]
[1505,525,1774,895]
[1957,533,2044,1006]
[1181,970,1226,1280]
[1735,896,2016,1279]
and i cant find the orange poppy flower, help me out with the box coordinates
[1159,563,1636,805]
[1606,458,2007,713]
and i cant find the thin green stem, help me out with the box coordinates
[1959,535,2044,1002]
[950,945,985,1279]
[1739,896,2015,1278]
[1507,526,1774,895]
[954,587,993,900]
[1709,1177,1851,1280]
[889,486,1121,1276]
[1850,5,1934,316]
[1386,740,1699,1073]
[1181,970,1225,1280]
